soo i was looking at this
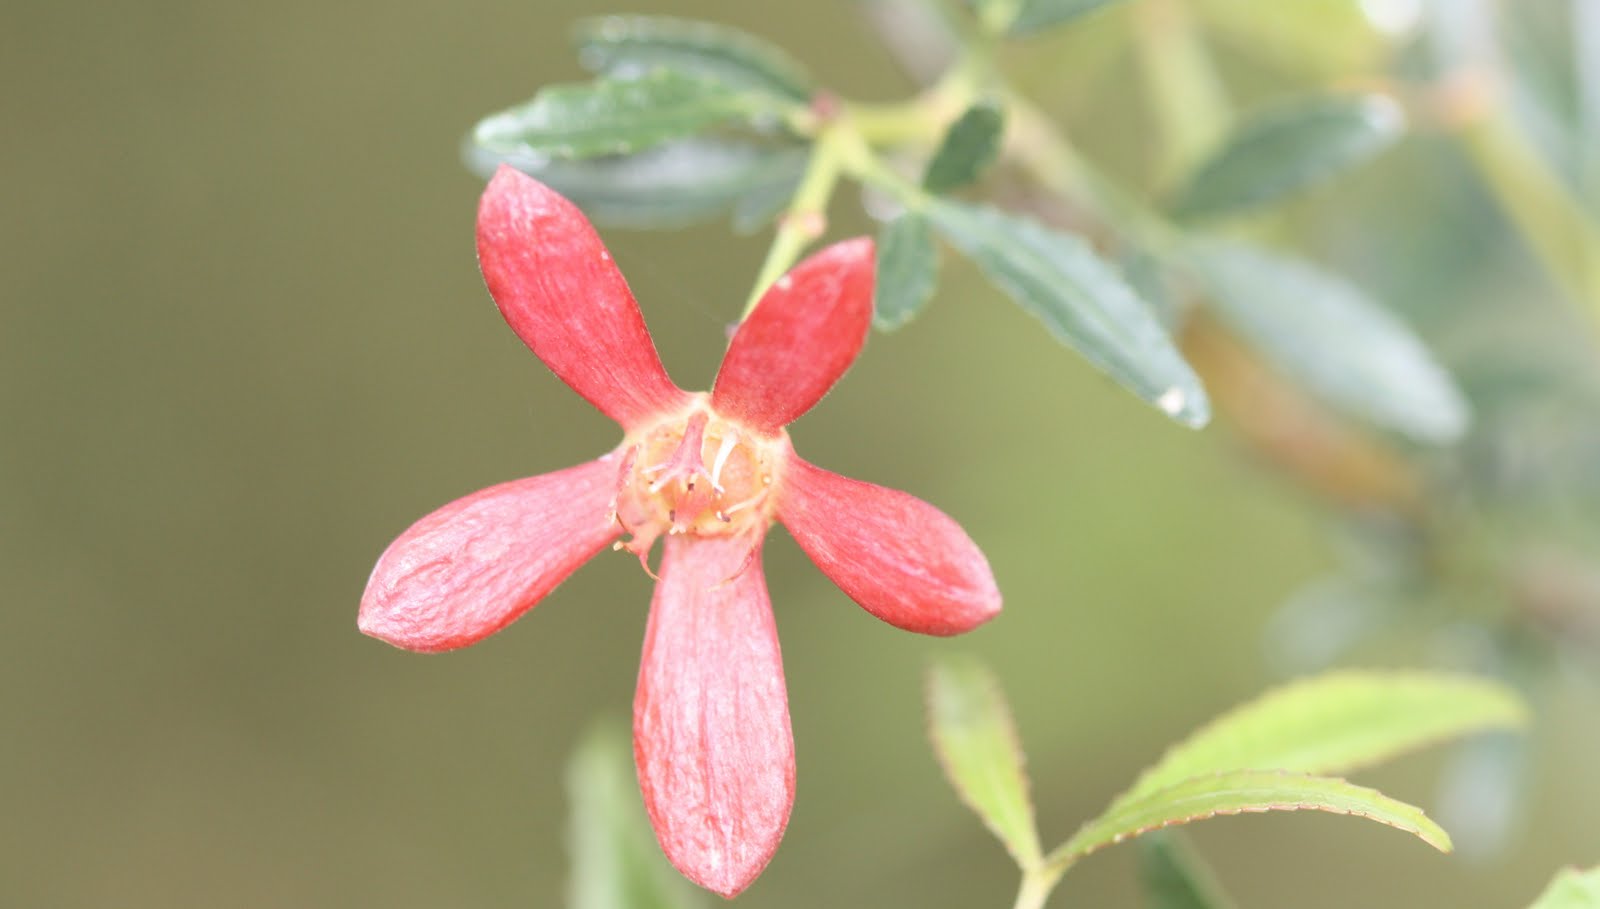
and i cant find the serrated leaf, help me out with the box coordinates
[927,201,1210,427]
[923,102,1006,193]
[573,15,814,102]
[874,214,939,331]
[926,656,1043,867]
[1004,0,1129,36]
[567,723,703,909]
[1169,94,1405,221]
[1182,240,1470,444]
[1113,671,1526,811]
[1053,770,1451,866]
[473,71,780,160]
[1529,867,1600,908]
[1137,832,1239,909]
[464,137,807,230]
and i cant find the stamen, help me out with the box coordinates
[709,433,737,493]
[720,489,768,517]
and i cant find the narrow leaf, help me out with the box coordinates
[874,214,939,331]
[1169,94,1405,221]
[1183,241,1470,444]
[1137,832,1239,909]
[1054,770,1451,866]
[926,656,1043,867]
[1114,670,1527,811]
[1529,867,1600,909]
[1006,0,1129,36]
[573,15,814,102]
[928,201,1210,427]
[923,102,1006,193]
[473,71,777,160]
[464,137,807,230]
[567,723,703,909]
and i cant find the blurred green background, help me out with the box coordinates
[3,1,1595,907]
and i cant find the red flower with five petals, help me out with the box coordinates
[359,166,1001,896]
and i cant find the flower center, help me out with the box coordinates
[610,400,785,565]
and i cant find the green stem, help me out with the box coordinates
[1132,0,1230,178]
[1457,98,1600,334]
[740,130,847,319]
[1004,94,1179,254]
[1012,866,1065,909]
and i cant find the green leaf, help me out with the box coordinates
[1113,671,1527,811]
[926,656,1043,867]
[1182,240,1471,444]
[1137,832,1239,909]
[1005,0,1130,36]
[1169,94,1405,221]
[1529,867,1600,909]
[567,723,703,909]
[1053,770,1452,865]
[464,137,807,230]
[874,214,939,331]
[923,102,1006,193]
[927,201,1210,427]
[1194,0,1387,77]
[472,71,780,160]
[573,15,814,102]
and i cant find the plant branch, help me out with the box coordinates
[1011,865,1065,909]
[741,127,847,318]
[1442,71,1600,336]
[1132,0,1230,178]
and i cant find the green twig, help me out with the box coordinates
[1012,865,1066,909]
[741,130,847,318]
[1132,0,1230,178]
[1454,87,1600,334]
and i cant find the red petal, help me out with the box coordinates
[358,457,619,652]
[477,166,690,429]
[779,457,1001,635]
[634,535,793,897]
[711,237,874,434]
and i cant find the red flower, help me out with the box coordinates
[359,166,1001,896]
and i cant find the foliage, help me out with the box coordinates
[926,662,1525,905]
[1529,867,1600,909]
[453,0,1600,903]
[566,723,704,909]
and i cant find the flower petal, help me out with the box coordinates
[634,534,793,897]
[711,237,875,433]
[477,166,690,429]
[779,456,1001,635]
[358,456,619,653]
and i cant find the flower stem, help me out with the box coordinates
[741,128,847,320]
[1011,866,1065,909]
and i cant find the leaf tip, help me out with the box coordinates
[1160,384,1211,428]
